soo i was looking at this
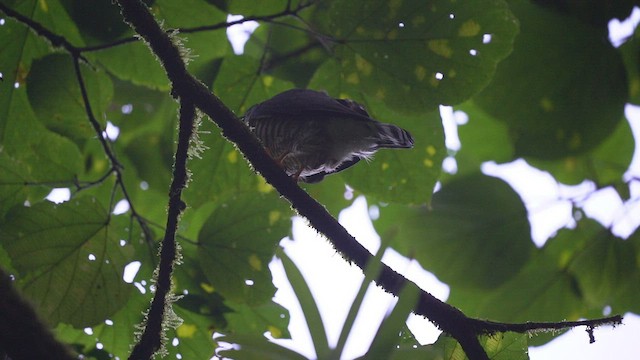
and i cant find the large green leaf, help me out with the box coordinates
[26,54,113,143]
[0,6,83,184]
[375,173,534,290]
[545,219,640,312]
[475,0,628,159]
[228,0,300,16]
[529,114,634,185]
[197,192,291,305]
[390,333,528,360]
[165,306,218,359]
[448,254,586,326]
[609,229,640,314]
[224,301,291,339]
[95,41,170,90]
[454,101,514,177]
[1,87,83,181]
[54,292,150,359]
[309,0,519,113]
[0,1,47,136]
[213,55,295,114]
[62,0,134,44]
[1,197,134,327]
[620,23,640,105]
[0,153,33,218]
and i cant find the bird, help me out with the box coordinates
[241,89,414,183]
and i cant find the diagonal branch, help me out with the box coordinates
[114,1,491,359]
[115,1,624,359]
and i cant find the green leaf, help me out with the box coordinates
[277,248,329,358]
[342,103,445,205]
[609,229,640,314]
[475,0,628,159]
[309,0,519,113]
[55,292,150,359]
[106,79,176,145]
[11,0,86,46]
[224,301,291,339]
[389,333,528,360]
[546,219,639,310]
[454,101,514,177]
[27,54,113,143]
[0,3,45,137]
[166,306,218,359]
[620,23,640,105]
[63,0,133,44]
[1,198,135,327]
[95,41,170,90]
[0,153,32,218]
[1,87,83,182]
[531,116,635,185]
[213,55,295,113]
[375,173,534,290]
[184,123,260,209]
[197,192,291,305]
[228,0,297,16]
[448,251,586,323]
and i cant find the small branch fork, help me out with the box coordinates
[0,2,624,360]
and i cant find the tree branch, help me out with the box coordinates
[114,1,491,358]
[0,267,76,360]
[77,0,318,53]
[129,99,195,359]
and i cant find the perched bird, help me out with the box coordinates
[242,89,414,183]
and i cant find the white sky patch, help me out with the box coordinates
[440,105,461,151]
[121,103,133,114]
[608,6,640,47]
[46,188,71,204]
[112,199,130,215]
[123,261,141,283]
[104,121,120,141]
[226,15,259,55]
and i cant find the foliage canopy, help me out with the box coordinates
[0,0,638,359]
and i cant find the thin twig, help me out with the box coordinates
[78,1,318,53]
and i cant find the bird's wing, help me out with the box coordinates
[248,89,375,122]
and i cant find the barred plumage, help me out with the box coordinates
[242,89,414,183]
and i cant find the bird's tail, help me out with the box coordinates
[375,123,414,149]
